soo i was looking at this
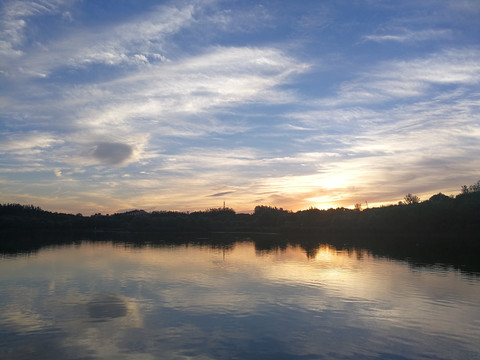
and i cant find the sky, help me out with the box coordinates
[1,0,480,215]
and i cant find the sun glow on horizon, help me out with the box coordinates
[1,0,478,215]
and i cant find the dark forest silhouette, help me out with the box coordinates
[1,180,480,272]
[2,180,480,234]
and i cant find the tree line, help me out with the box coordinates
[1,180,479,272]
[1,180,479,238]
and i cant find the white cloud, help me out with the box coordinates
[0,0,78,59]
[1,1,479,214]
[387,49,480,85]
[61,46,306,140]
[0,43,308,197]
[279,49,480,208]
[1,2,194,78]
[0,131,62,153]
[204,3,274,33]
[317,48,480,106]
[363,29,452,43]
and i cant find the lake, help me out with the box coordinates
[1,237,479,360]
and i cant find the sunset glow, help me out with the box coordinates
[1,0,479,214]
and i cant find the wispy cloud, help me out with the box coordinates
[363,29,452,43]
[1,0,479,214]
[2,43,307,170]
[278,47,480,207]
[209,191,235,197]
[1,1,70,54]
[1,1,195,79]
[0,131,62,153]
[317,48,480,106]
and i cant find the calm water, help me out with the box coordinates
[1,239,479,360]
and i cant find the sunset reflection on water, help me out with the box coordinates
[1,239,479,360]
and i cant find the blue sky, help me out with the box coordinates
[1,0,479,214]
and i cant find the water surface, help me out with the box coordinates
[1,239,479,360]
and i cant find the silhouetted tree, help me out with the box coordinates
[253,205,289,229]
[403,193,420,205]
[428,193,452,202]
[462,180,480,194]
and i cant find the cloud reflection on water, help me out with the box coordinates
[0,240,479,359]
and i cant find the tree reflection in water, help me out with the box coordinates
[0,236,479,360]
